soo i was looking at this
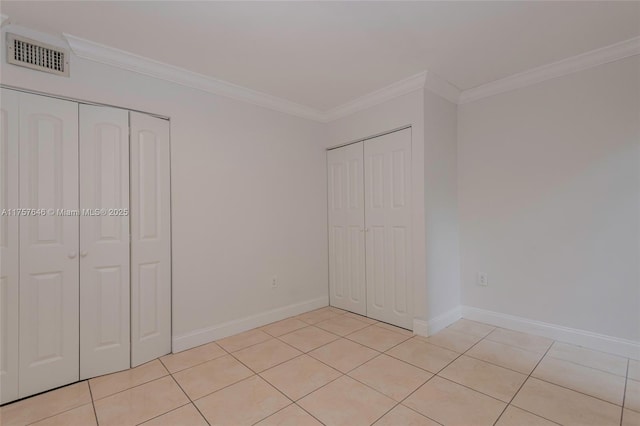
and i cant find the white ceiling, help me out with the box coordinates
[2,1,639,111]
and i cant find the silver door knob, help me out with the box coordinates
[80,250,88,257]
[68,251,77,259]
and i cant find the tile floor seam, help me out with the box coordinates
[462,351,539,376]
[495,341,563,426]
[382,340,460,376]
[90,372,171,402]
[188,374,292,425]
[229,341,305,375]
[185,373,257,406]
[379,341,476,424]
[257,356,342,402]
[418,333,483,355]
[431,374,508,406]
[552,340,633,360]
[390,370,445,425]
[22,397,94,426]
[165,373,212,426]
[621,359,629,426]
[292,402,329,426]
[544,353,629,378]
[246,403,297,426]
[342,326,413,351]
[373,325,414,338]
[273,334,335,354]
[93,375,190,425]
[344,352,434,403]
[261,323,312,338]
[239,377,296,425]
[87,380,99,426]
[436,356,528,404]
[368,400,401,425]
[484,332,551,355]
[132,402,194,426]
[529,371,627,408]
[442,322,495,339]
[158,346,228,374]
[219,335,275,354]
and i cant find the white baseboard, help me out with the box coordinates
[461,305,640,359]
[413,306,462,337]
[172,296,329,353]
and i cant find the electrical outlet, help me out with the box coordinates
[477,272,488,286]
[271,276,277,288]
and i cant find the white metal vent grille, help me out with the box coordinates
[6,33,69,76]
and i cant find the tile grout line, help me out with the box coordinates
[542,352,629,378]
[8,312,629,426]
[492,340,558,426]
[166,375,211,426]
[90,371,172,402]
[87,381,100,426]
[367,331,488,426]
[21,382,95,426]
[621,358,629,426]
[161,357,212,426]
[133,401,194,426]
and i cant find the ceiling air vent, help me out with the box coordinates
[6,33,69,77]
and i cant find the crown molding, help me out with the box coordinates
[459,36,640,104]
[322,70,460,122]
[323,71,427,122]
[424,71,461,105]
[59,32,640,119]
[63,33,325,122]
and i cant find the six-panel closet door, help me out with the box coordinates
[327,142,366,315]
[79,105,131,379]
[18,92,80,397]
[364,128,413,329]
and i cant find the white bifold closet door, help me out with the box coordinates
[18,93,80,397]
[364,128,413,329]
[79,105,130,379]
[327,142,366,315]
[130,112,171,367]
[327,128,413,329]
[0,89,20,404]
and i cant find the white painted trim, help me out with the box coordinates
[323,72,428,122]
[459,36,640,104]
[63,33,325,122]
[172,296,329,353]
[323,71,460,121]
[413,306,462,337]
[461,306,640,359]
[423,71,461,105]
[56,31,640,119]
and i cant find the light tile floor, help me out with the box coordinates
[1,308,638,426]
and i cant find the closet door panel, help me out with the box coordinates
[327,142,366,315]
[79,105,130,379]
[130,112,171,366]
[364,128,412,329]
[18,93,79,397]
[0,89,20,403]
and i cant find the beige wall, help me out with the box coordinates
[458,56,640,341]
